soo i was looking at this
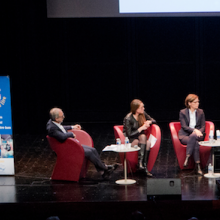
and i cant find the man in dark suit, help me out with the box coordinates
[46,107,117,179]
[178,94,205,175]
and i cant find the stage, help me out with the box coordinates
[1,122,220,220]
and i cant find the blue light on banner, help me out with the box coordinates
[0,76,12,135]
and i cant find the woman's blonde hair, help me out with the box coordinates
[185,94,198,108]
[130,99,146,126]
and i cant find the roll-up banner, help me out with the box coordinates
[0,76,14,175]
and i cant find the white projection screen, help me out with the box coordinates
[119,0,220,14]
[47,0,220,18]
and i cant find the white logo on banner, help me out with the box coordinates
[0,96,6,107]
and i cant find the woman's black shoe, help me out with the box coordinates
[143,167,153,177]
[146,171,153,177]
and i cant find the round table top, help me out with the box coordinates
[199,139,220,147]
[113,146,140,153]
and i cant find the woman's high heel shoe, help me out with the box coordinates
[195,163,203,175]
[183,155,190,167]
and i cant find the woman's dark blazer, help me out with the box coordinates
[123,112,156,142]
[178,108,205,140]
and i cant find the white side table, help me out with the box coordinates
[113,146,140,185]
[199,140,220,178]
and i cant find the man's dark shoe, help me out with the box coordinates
[106,163,119,171]
[102,168,113,180]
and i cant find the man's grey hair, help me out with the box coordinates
[50,108,61,121]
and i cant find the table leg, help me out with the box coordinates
[115,152,136,185]
[124,152,127,182]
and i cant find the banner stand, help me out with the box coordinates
[0,76,14,175]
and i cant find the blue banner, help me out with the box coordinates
[0,76,14,175]
[0,76,12,134]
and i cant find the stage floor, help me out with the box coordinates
[1,122,220,220]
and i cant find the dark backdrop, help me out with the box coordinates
[3,1,220,134]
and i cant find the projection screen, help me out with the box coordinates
[47,0,220,18]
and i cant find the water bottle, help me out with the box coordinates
[208,163,213,175]
[209,130,214,143]
[116,138,121,151]
[116,138,121,145]
[125,137,129,148]
[216,130,220,140]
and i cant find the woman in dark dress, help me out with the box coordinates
[123,99,156,177]
[178,94,205,175]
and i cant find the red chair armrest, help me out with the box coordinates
[68,129,94,148]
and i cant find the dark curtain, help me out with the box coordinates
[2,1,220,134]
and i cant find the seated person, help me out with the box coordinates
[123,99,156,177]
[178,94,205,175]
[46,108,117,179]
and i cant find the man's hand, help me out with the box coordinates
[71,132,76,138]
[73,124,81,130]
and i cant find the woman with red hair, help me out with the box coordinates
[123,99,156,177]
[178,94,205,175]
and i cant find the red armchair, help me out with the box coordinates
[47,130,94,181]
[169,121,214,169]
[113,124,161,173]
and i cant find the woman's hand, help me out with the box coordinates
[193,129,203,137]
[145,120,152,126]
[138,121,150,132]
